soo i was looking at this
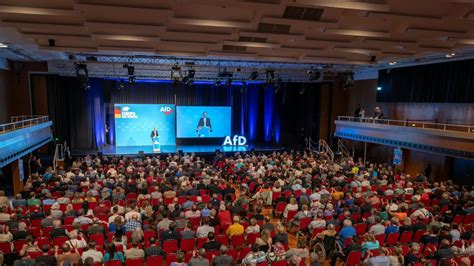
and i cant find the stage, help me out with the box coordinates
[101,144,284,155]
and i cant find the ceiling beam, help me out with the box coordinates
[0,5,78,16]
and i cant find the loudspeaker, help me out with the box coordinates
[370,55,376,62]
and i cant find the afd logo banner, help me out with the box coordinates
[115,104,176,146]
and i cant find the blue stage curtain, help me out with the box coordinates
[88,78,106,148]
[264,85,274,142]
[247,85,260,141]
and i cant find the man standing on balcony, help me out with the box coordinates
[373,107,385,120]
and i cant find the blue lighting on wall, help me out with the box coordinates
[264,85,274,142]
[248,87,259,141]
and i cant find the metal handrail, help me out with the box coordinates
[0,116,49,134]
[318,139,334,161]
[337,116,474,134]
[337,139,351,158]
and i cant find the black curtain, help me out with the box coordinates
[377,58,474,103]
[47,75,94,150]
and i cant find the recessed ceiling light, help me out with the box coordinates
[389,61,397,65]
[445,52,456,58]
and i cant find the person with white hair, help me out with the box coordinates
[338,219,356,245]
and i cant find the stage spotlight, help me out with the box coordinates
[307,69,321,81]
[117,79,126,90]
[389,61,397,66]
[299,87,305,95]
[377,86,382,91]
[445,52,456,58]
[214,79,222,87]
[265,69,275,84]
[182,69,195,85]
[171,64,182,81]
[75,63,90,90]
[249,70,258,80]
[123,64,135,84]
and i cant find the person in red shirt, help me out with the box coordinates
[217,205,232,226]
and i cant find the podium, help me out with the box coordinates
[152,136,160,152]
[197,127,211,138]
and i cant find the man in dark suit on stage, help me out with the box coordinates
[196,112,212,132]
[150,127,159,142]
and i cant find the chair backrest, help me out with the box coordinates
[246,233,259,245]
[299,217,312,229]
[125,258,143,266]
[231,234,245,248]
[146,255,162,266]
[180,238,195,252]
[271,260,287,266]
[163,239,178,253]
[0,242,11,253]
[399,231,413,243]
[105,260,123,266]
[386,232,400,245]
[287,210,298,221]
[346,250,362,266]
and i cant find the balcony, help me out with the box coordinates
[0,116,53,167]
[334,116,474,159]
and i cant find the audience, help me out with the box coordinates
[0,150,470,266]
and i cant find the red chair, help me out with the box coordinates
[354,223,367,235]
[287,209,298,221]
[145,255,163,266]
[412,230,426,243]
[163,240,178,253]
[13,239,26,253]
[231,234,245,248]
[52,236,68,247]
[30,219,41,228]
[197,237,208,248]
[346,250,362,266]
[125,258,143,266]
[36,237,49,247]
[180,238,195,252]
[239,247,251,261]
[257,262,269,266]
[274,202,286,217]
[104,260,122,266]
[144,230,156,241]
[29,227,41,238]
[296,217,312,236]
[386,232,400,246]
[0,242,11,253]
[28,251,42,259]
[399,231,413,244]
[272,260,287,266]
[272,192,281,202]
[227,248,238,261]
[463,214,474,224]
[166,253,177,266]
[89,233,106,246]
[42,226,54,237]
[374,234,385,246]
[246,233,259,245]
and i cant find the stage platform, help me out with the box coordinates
[101,144,284,156]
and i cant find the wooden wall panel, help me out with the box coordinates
[31,75,48,115]
[0,69,12,123]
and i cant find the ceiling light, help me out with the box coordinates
[389,61,397,66]
[0,43,8,48]
[377,87,382,91]
[445,52,456,58]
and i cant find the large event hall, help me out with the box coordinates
[0,1,474,266]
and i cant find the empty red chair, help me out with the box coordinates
[180,238,195,252]
[399,231,413,244]
[144,230,156,241]
[163,240,178,253]
[346,250,362,266]
[125,258,143,266]
[386,232,400,246]
[146,255,162,266]
[231,234,245,248]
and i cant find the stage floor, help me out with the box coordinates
[102,144,283,155]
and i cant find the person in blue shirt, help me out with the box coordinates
[361,233,380,255]
[104,243,125,263]
[338,219,356,245]
[385,217,400,234]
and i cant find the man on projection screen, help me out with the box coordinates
[196,112,213,137]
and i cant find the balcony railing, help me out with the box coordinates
[337,116,474,134]
[0,116,50,134]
